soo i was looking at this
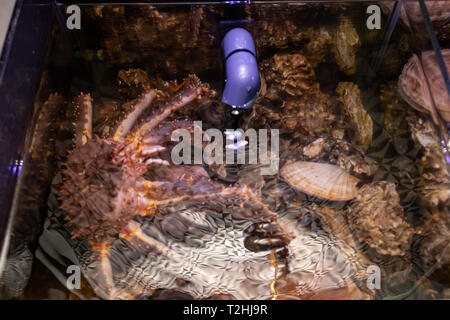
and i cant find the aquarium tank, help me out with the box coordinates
[0,0,449,300]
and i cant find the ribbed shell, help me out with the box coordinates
[280,161,359,201]
[379,1,450,28]
[399,49,450,123]
[404,1,450,26]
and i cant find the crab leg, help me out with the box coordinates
[135,186,280,221]
[73,93,93,147]
[133,120,198,164]
[120,221,219,284]
[136,179,167,192]
[135,188,232,216]
[112,90,157,142]
[141,120,195,146]
[121,221,185,263]
[133,86,203,140]
[28,93,66,159]
[135,178,201,200]
[90,242,119,300]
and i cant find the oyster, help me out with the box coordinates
[254,53,337,137]
[336,82,373,149]
[281,90,336,137]
[302,138,325,159]
[251,4,306,49]
[331,15,360,75]
[406,112,450,207]
[260,53,316,99]
[347,181,414,257]
[280,161,359,201]
[415,207,450,286]
[399,49,450,124]
[299,27,333,68]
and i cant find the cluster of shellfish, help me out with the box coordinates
[2,2,450,300]
[242,12,450,295]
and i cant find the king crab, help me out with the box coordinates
[54,75,288,299]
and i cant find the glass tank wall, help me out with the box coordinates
[0,0,449,300]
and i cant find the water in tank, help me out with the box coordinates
[0,0,449,300]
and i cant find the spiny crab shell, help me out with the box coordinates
[47,75,290,300]
[60,77,207,247]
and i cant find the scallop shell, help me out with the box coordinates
[280,161,359,201]
[379,1,450,28]
[404,1,450,26]
[399,49,450,123]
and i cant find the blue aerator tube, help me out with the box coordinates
[222,28,260,110]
